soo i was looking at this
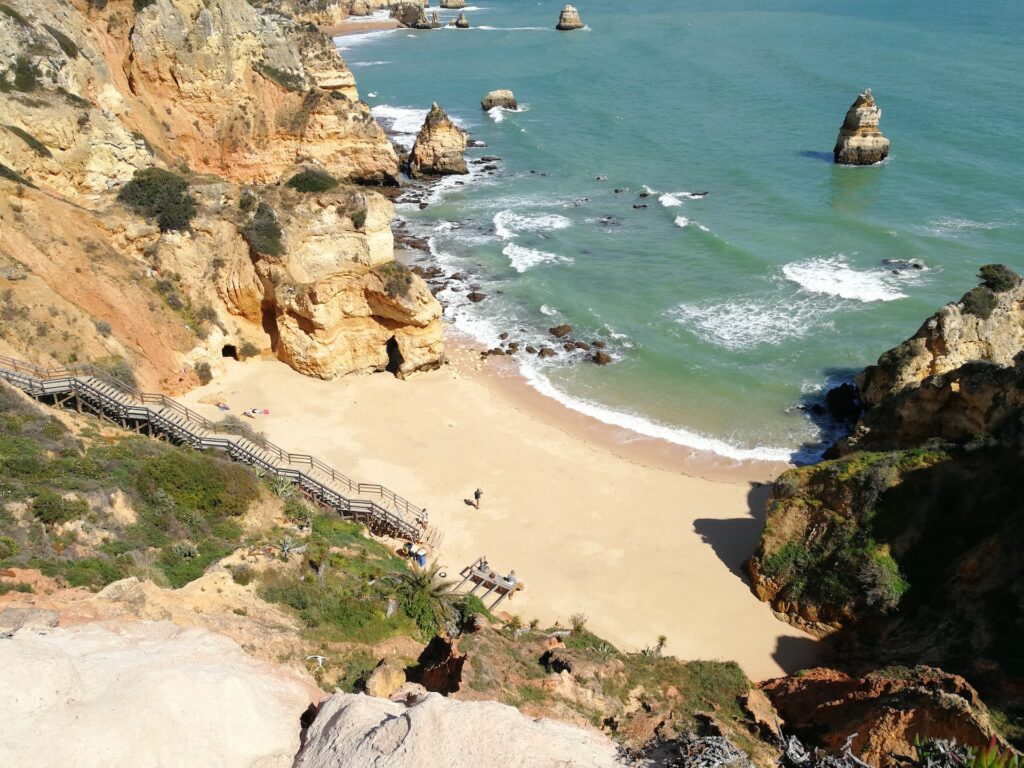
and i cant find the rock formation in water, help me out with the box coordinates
[556,4,585,30]
[294,692,632,768]
[833,89,890,165]
[482,90,519,110]
[441,0,466,8]
[454,12,470,28]
[408,103,469,178]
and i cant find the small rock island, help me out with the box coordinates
[556,4,585,30]
[833,88,890,165]
[408,103,468,178]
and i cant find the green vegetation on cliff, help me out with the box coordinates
[0,382,258,588]
[117,167,197,233]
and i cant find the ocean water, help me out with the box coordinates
[336,0,1024,463]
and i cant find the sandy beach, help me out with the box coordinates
[182,340,818,681]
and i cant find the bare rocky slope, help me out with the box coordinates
[0,0,441,387]
[749,266,1024,748]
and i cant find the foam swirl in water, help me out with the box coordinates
[782,256,907,302]
[493,210,572,239]
[503,243,572,272]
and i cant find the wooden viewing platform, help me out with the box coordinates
[0,354,440,547]
[453,557,524,610]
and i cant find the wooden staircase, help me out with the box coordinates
[0,355,442,548]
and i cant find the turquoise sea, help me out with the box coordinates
[336,0,1024,462]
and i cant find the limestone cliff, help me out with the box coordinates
[857,266,1024,407]
[0,0,442,385]
[834,89,890,166]
[294,693,632,768]
[408,103,468,178]
[749,269,1024,733]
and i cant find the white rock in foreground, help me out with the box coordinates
[0,621,316,768]
[295,691,631,767]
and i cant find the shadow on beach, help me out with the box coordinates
[692,482,771,584]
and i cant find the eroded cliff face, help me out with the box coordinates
[750,269,1024,733]
[0,0,442,384]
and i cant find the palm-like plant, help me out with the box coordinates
[395,561,457,638]
[272,477,296,499]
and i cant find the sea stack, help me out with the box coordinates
[440,0,465,7]
[833,88,890,165]
[408,103,468,178]
[454,12,469,28]
[431,10,441,28]
[481,90,518,110]
[556,4,585,30]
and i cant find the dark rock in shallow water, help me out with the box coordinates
[549,324,573,338]
[826,382,862,425]
[592,351,612,365]
[538,347,556,358]
[633,204,649,209]
[467,291,487,303]
[591,340,606,349]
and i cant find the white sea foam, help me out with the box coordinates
[370,105,428,148]
[350,61,390,67]
[487,106,506,123]
[476,25,548,31]
[518,364,792,462]
[674,215,710,232]
[658,192,704,207]
[642,185,659,195]
[923,217,1002,236]
[503,243,571,273]
[539,304,559,316]
[333,29,398,50]
[669,296,835,351]
[782,257,907,302]
[493,210,572,239]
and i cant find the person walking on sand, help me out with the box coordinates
[473,488,483,509]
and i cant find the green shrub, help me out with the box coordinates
[239,188,257,213]
[253,62,305,93]
[31,491,88,525]
[0,581,33,595]
[0,3,30,27]
[285,168,339,193]
[133,0,155,11]
[239,341,260,359]
[43,24,79,58]
[979,264,1020,293]
[230,564,255,586]
[351,207,367,230]
[962,286,998,320]
[97,356,138,390]
[375,262,413,299]
[12,56,39,92]
[194,361,212,385]
[6,125,51,157]
[93,319,112,337]
[0,535,19,560]
[60,556,123,588]
[242,203,284,256]
[118,168,197,232]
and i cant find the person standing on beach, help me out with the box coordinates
[473,488,483,508]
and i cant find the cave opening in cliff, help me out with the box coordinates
[261,304,280,352]
[221,344,238,360]
[385,336,404,376]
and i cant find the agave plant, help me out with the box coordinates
[272,477,296,499]
[276,536,299,561]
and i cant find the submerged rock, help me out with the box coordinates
[482,90,518,110]
[833,88,890,165]
[556,4,585,30]
[408,103,468,178]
